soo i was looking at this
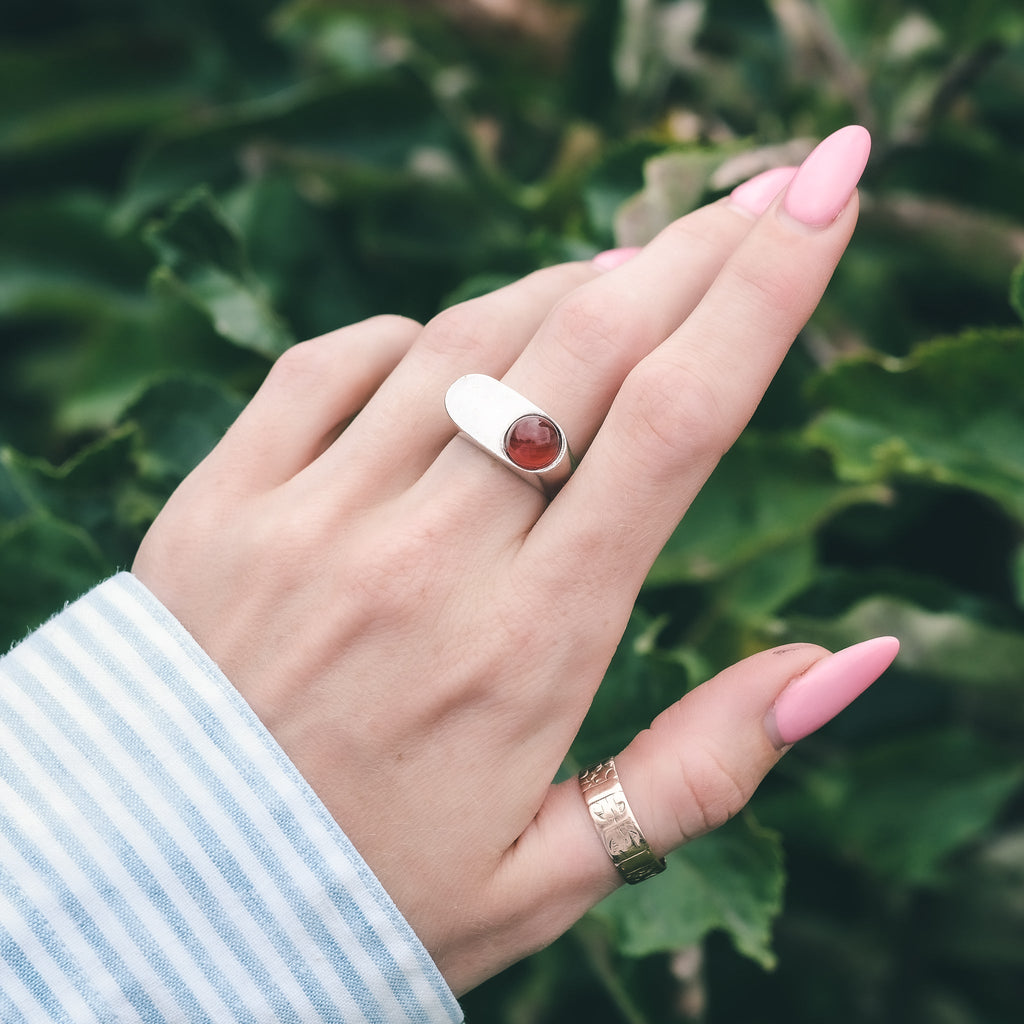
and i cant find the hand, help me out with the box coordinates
[134,126,893,993]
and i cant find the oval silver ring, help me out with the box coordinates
[444,374,575,497]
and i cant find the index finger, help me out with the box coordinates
[529,125,871,593]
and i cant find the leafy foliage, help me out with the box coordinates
[592,814,786,970]
[3,1,1024,1021]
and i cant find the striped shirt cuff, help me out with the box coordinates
[0,573,462,1024]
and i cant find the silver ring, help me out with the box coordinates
[445,374,575,496]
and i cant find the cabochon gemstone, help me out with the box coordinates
[504,415,562,470]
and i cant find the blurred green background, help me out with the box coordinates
[3,1,1024,1021]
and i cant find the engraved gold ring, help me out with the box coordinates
[578,758,666,884]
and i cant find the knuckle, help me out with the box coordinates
[264,316,425,400]
[241,500,329,587]
[359,314,426,358]
[362,312,423,338]
[675,743,750,838]
[346,503,462,616]
[266,338,334,390]
[727,249,805,323]
[661,211,720,260]
[350,533,435,612]
[268,337,319,374]
[547,289,645,367]
[620,357,732,471]
[419,302,493,360]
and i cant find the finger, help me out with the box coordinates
[310,165,795,506]
[309,261,598,497]
[497,170,796,460]
[531,126,870,598]
[616,636,899,855]
[209,316,422,490]
[472,637,898,995]
[419,172,796,523]
[510,644,831,902]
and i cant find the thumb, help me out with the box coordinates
[494,637,898,972]
[614,635,900,859]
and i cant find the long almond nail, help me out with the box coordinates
[782,125,871,227]
[765,636,899,748]
[728,166,798,218]
[593,246,642,270]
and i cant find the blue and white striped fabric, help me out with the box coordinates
[0,573,462,1023]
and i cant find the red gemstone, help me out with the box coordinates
[504,415,562,470]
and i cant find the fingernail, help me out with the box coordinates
[765,636,899,748]
[593,246,642,270]
[782,125,871,227]
[728,166,798,218]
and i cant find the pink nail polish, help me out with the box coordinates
[782,125,871,227]
[728,166,798,218]
[766,636,899,747]
[593,246,642,270]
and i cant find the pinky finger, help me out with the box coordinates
[211,315,423,491]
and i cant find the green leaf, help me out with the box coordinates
[1011,255,1024,324]
[786,594,1024,691]
[272,3,407,78]
[0,193,149,320]
[115,73,450,230]
[1013,544,1024,608]
[806,329,1024,522]
[582,140,665,245]
[649,435,886,587]
[122,376,245,488]
[0,375,241,648]
[591,814,785,969]
[573,610,694,771]
[715,538,818,622]
[146,188,295,359]
[0,439,124,647]
[0,432,138,561]
[925,828,1024,968]
[0,451,31,522]
[810,730,1024,885]
[0,33,200,160]
[220,176,379,335]
[0,515,113,649]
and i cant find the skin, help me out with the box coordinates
[133,179,860,995]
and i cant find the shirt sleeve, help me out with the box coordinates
[0,573,463,1024]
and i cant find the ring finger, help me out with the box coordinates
[321,167,794,508]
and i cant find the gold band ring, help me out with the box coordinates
[579,758,666,885]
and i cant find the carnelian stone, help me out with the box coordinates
[504,415,561,470]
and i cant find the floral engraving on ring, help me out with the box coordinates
[590,794,643,855]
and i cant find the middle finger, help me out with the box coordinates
[424,169,796,513]
[316,167,794,510]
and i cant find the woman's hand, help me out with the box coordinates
[134,126,893,993]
